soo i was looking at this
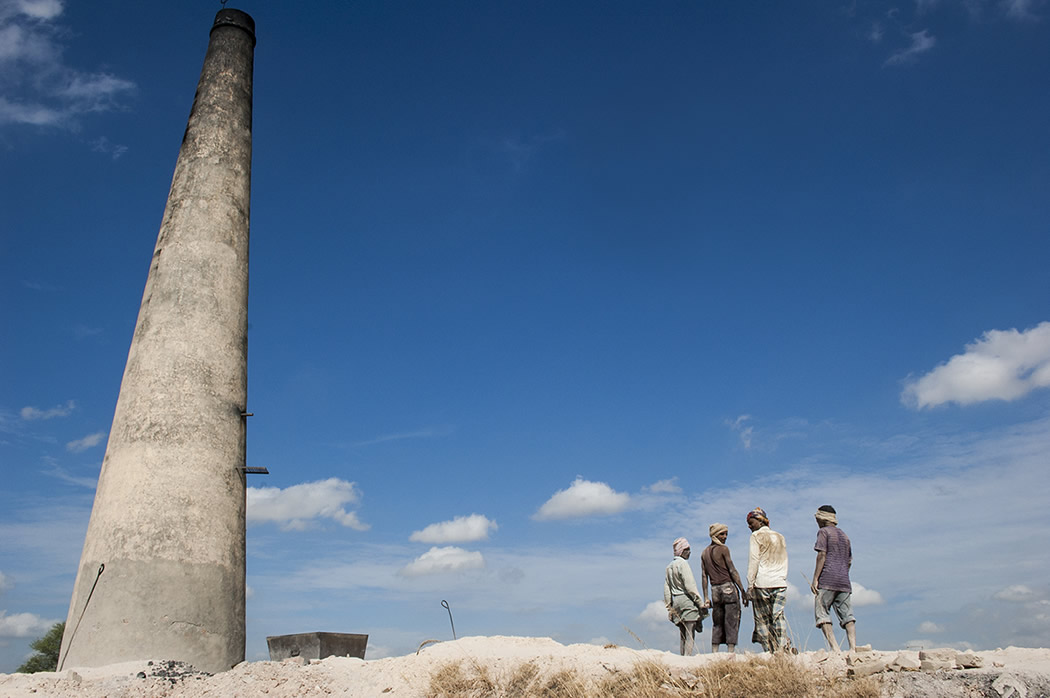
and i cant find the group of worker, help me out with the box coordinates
[663,505,857,656]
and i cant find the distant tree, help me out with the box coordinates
[17,622,64,673]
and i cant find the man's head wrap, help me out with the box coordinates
[815,505,837,525]
[709,523,728,543]
[746,507,769,526]
[673,537,690,557]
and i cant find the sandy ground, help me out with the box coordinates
[2,637,1049,697]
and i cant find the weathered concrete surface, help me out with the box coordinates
[58,8,255,675]
[266,633,369,661]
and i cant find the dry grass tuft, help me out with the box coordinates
[428,660,498,697]
[598,659,688,697]
[504,661,541,695]
[538,668,589,697]
[427,654,879,698]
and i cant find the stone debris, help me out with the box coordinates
[889,652,921,672]
[137,659,212,686]
[845,648,991,678]
[919,648,957,671]
[846,652,894,678]
[992,674,1028,698]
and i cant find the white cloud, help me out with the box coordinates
[0,610,57,637]
[637,600,669,629]
[532,477,632,521]
[247,478,369,531]
[884,29,937,66]
[410,514,497,544]
[66,430,105,453]
[852,582,885,607]
[0,1,135,129]
[4,0,63,21]
[902,322,1050,408]
[786,581,806,605]
[994,584,1037,602]
[0,570,11,592]
[399,546,485,577]
[918,621,945,633]
[20,400,74,420]
[644,478,682,494]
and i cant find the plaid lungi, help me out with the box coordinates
[750,586,787,652]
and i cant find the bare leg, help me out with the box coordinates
[819,623,840,652]
[679,621,697,656]
[712,642,720,652]
[727,644,736,654]
[844,621,857,652]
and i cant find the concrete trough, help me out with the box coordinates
[266,632,368,661]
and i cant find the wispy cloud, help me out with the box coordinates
[66,430,105,453]
[1002,0,1039,20]
[247,477,370,531]
[914,0,942,15]
[89,135,126,160]
[918,620,945,633]
[533,477,632,521]
[726,414,753,449]
[21,279,61,291]
[20,400,74,420]
[399,546,485,577]
[41,464,97,489]
[495,130,566,172]
[885,29,937,66]
[643,478,682,495]
[0,0,135,129]
[410,514,497,544]
[350,425,454,448]
[902,322,1050,408]
[72,324,103,340]
[994,584,1037,602]
[0,569,11,591]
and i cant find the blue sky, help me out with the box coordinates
[2,0,1050,671]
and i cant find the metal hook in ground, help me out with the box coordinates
[441,599,456,640]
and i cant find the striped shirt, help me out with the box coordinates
[814,525,852,592]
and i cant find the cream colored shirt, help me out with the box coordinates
[747,525,788,589]
[664,556,704,619]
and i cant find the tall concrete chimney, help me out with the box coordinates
[59,9,255,674]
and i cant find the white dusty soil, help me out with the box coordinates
[2,637,1049,697]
